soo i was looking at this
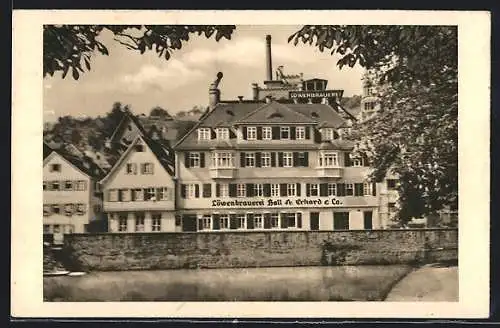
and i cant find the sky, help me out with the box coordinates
[43,25,365,122]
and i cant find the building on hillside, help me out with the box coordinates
[99,135,178,233]
[43,142,106,244]
[172,73,388,232]
[359,71,382,122]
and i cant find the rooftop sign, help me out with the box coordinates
[289,90,344,100]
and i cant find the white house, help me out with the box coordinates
[100,135,178,233]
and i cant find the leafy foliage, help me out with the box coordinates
[290,26,458,223]
[43,25,236,79]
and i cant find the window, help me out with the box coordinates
[363,183,372,196]
[309,184,319,196]
[186,184,198,199]
[108,189,118,201]
[261,152,271,167]
[50,164,61,172]
[212,152,234,168]
[145,187,156,201]
[364,102,375,111]
[328,183,337,196]
[52,204,60,214]
[283,213,297,228]
[64,181,73,190]
[135,213,145,232]
[43,181,47,191]
[43,224,51,233]
[237,214,246,229]
[388,202,397,212]
[254,214,263,229]
[64,204,74,215]
[345,183,354,196]
[51,181,61,191]
[219,184,229,198]
[323,128,334,140]
[247,127,257,140]
[262,127,272,140]
[126,163,137,174]
[75,180,87,191]
[254,184,264,197]
[237,184,246,198]
[245,152,255,167]
[119,214,128,232]
[132,188,144,201]
[318,152,339,167]
[134,144,144,152]
[296,126,305,140]
[43,205,51,216]
[270,213,279,228]
[271,184,280,197]
[387,179,398,190]
[118,189,130,202]
[287,184,296,196]
[298,152,308,167]
[189,152,201,168]
[53,225,61,233]
[333,212,350,230]
[141,163,154,174]
[76,204,85,215]
[216,128,229,140]
[200,215,212,230]
[198,128,211,140]
[352,158,363,167]
[219,214,229,230]
[283,152,293,167]
[157,187,169,200]
[280,127,290,139]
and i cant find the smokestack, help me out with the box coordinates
[265,35,273,81]
[251,83,259,100]
[209,72,223,109]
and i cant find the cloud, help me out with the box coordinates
[118,59,205,93]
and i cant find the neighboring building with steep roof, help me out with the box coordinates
[100,134,178,233]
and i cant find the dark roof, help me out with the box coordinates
[287,103,347,128]
[43,142,53,160]
[109,111,148,143]
[142,136,175,176]
[234,102,316,124]
[44,143,106,179]
[198,102,264,127]
[176,139,354,151]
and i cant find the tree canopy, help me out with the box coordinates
[290,26,458,224]
[43,25,236,79]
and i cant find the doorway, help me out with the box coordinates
[310,212,319,230]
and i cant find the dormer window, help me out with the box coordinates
[198,128,211,141]
[135,144,144,152]
[268,112,283,119]
[364,102,376,111]
[323,128,334,141]
[352,158,363,167]
[246,127,257,140]
[311,112,319,118]
[216,128,229,140]
[280,127,290,139]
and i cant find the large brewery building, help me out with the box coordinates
[173,35,397,232]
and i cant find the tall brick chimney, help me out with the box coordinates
[265,35,273,81]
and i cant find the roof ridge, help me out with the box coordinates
[231,102,271,124]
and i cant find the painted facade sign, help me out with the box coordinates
[289,90,344,99]
[212,197,344,208]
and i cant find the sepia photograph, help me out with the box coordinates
[12,10,490,318]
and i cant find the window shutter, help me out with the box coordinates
[264,213,271,229]
[132,164,138,175]
[272,127,280,140]
[293,152,299,167]
[198,218,203,231]
[280,214,288,228]
[303,152,309,167]
[194,184,200,198]
[263,184,271,197]
[229,214,237,229]
[216,184,221,197]
[337,183,346,196]
[305,127,310,139]
[372,182,377,196]
[344,153,351,167]
[203,184,212,198]
[320,183,328,197]
[296,183,301,196]
[271,152,276,167]
[355,183,363,196]
[314,129,322,143]
[184,153,190,168]
[200,153,205,168]
[255,152,261,167]
[246,214,254,229]
[210,129,216,139]
[181,184,187,198]
[212,214,220,230]
[240,152,246,167]
[306,184,311,197]
[278,152,284,167]
[229,129,236,139]
[242,127,247,140]
[257,127,262,140]
[297,213,302,228]
[229,184,237,197]
[290,127,296,140]
[280,184,287,196]
[246,183,254,197]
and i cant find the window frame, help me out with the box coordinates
[296,126,306,140]
[246,126,257,140]
[328,183,337,196]
[254,213,263,229]
[309,183,319,196]
[318,151,339,167]
[200,215,212,231]
[345,183,354,196]
[270,213,279,228]
[50,163,61,172]
[216,128,229,140]
[189,152,201,168]
[270,184,280,197]
[135,213,145,232]
[186,184,197,199]
[245,152,256,167]
[141,163,154,174]
[198,128,211,140]
[212,152,234,168]
[287,183,296,196]
[283,152,293,167]
[118,214,128,232]
[219,214,230,230]
[236,214,246,229]
[254,183,264,197]
[262,127,272,140]
[261,152,271,167]
[126,163,137,175]
[236,184,246,198]
[219,184,229,198]
[280,126,290,140]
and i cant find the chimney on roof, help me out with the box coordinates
[251,83,259,100]
[237,96,244,102]
[265,35,273,81]
[209,72,223,109]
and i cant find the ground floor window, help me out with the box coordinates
[135,213,145,232]
[236,214,246,229]
[270,213,279,228]
[199,215,212,231]
[254,213,263,229]
[119,214,128,232]
[333,212,350,230]
[152,213,162,231]
[219,214,230,230]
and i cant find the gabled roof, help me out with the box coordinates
[100,134,174,185]
[234,101,316,124]
[287,103,347,128]
[43,142,53,160]
[109,111,147,143]
[43,143,106,179]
